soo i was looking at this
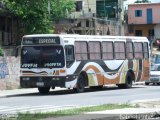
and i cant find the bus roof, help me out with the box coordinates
[23,34,148,40]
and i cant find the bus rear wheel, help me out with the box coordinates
[73,74,85,93]
[38,87,50,94]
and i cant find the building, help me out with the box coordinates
[0,1,24,55]
[127,3,160,41]
[55,0,126,36]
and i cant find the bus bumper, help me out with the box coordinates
[20,76,66,88]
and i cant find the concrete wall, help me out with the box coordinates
[155,24,160,39]
[70,0,96,18]
[0,57,20,90]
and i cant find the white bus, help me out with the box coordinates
[19,34,150,94]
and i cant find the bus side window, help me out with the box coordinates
[65,45,75,68]
[126,42,134,59]
[114,42,125,60]
[134,42,143,59]
[143,42,149,59]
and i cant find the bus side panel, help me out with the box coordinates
[84,65,104,86]
[141,59,150,81]
[102,60,127,85]
[103,74,121,85]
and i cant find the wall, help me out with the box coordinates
[0,57,20,90]
[155,24,160,39]
[70,0,96,18]
[127,24,155,37]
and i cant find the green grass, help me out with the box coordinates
[10,103,134,120]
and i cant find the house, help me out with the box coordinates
[55,0,126,36]
[127,3,160,42]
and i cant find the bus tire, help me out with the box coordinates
[125,73,133,88]
[145,82,149,85]
[38,87,50,94]
[118,73,133,89]
[73,74,85,93]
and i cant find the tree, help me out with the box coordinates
[51,0,75,21]
[4,0,75,34]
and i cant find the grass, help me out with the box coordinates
[12,103,134,120]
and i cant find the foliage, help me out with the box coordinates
[4,0,75,34]
[51,0,75,21]
[0,48,4,56]
[16,103,133,120]
[135,0,150,3]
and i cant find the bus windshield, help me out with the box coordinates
[21,46,65,68]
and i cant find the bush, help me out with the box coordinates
[0,48,4,56]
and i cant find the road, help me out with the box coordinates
[0,85,160,114]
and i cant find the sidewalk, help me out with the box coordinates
[0,87,68,98]
[1,88,160,120]
[43,99,160,120]
[0,88,38,98]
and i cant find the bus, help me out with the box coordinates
[19,34,150,94]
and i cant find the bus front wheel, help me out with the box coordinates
[38,87,50,94]
[73,74,85,93]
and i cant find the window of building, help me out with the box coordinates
[76,1,82,11]
[75,41,88,60]
[88,41,101,60]
[102,41,114,60]
[135,10,142,17]
[114,42,125,60]
[134,42,143,59]
[126,42,134,59]
[135,30,142,36]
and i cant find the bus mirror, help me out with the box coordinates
[15,46,20,57]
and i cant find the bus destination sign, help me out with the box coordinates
[23,37,60,45]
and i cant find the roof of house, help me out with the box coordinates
[128,2,160,6]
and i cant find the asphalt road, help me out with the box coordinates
[0,85,160,114]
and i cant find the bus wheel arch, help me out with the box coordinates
[125,70,135,88]
[73,71,88,93]
[127,69,135,82]
[118,70,135,89]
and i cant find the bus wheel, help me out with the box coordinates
[38,87,50,94]
[145,82,149,85]
[73,74,85,93]
[125,74,132,88]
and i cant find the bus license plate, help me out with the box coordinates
[36,82,44,87]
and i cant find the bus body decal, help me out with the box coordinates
[136,60,143,82]
[73,60,124,74]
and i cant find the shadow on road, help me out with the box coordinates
[6,85,145,98]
